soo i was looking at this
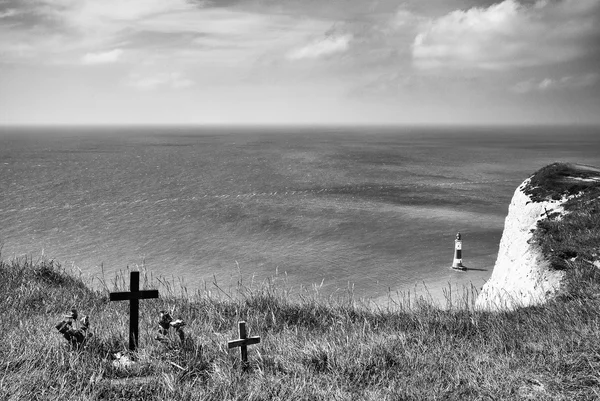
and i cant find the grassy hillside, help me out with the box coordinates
[1,257,600,400]
[1,163,600,400]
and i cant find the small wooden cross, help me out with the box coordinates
[542,207,554,219]
[227,321,261,370]
[109,271,159,351]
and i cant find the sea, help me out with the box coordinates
[1,125,599,305]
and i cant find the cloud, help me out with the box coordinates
[413,0,600,70]
[0,0,206,64]
[39,0,194,27]
[0,0,333,68]
[286,34,353,60]
[0,8,18,18]
[393,9,422,28]
[511,73,599,93]
[81,49,123,64]
[126,72,195,90]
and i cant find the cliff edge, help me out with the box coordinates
[476,162,600,310]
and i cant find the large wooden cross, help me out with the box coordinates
[228,321,261,370]
[109,271,159,351]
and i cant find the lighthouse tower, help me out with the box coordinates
[451,232,466,270]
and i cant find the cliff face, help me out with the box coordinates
[477,162,600,310]
[475,178,567,310]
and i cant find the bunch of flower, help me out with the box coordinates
[55,309,91,348]
[156,310,186,344]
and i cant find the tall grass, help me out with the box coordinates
[2,254,600,400]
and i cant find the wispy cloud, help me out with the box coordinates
[511,73,599,93]
[0,0,333,67]
[413,0,600,70]
[39,0,195,27]
[126,72,195,90]
[81,49,123,65]
[0,8,18,18]
[286,34,353,60]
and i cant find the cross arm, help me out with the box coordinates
[227,337,261,348]
[109,290,159,301]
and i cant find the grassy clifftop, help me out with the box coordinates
[1,163,600,400]
[523,162,600,202]
[2,256,600,400]
[526,163,600,277]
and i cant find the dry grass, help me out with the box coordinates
[1,254,600,400]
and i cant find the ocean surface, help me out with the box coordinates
[1,125,599,304]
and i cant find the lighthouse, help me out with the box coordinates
[451,232,466,271]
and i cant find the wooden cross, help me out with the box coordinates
[227,321,261,370]
[109,271,159,351]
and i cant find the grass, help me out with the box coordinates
[2,162,600,400]
[526,163,600,273]
[523,162,600,202]
[1,254,600,400]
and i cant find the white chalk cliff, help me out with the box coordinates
[476,178,567,311]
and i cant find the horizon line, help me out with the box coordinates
[1,122,600,129]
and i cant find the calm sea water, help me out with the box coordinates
[1,125,599,303]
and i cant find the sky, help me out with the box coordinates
[0,0,599,126]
